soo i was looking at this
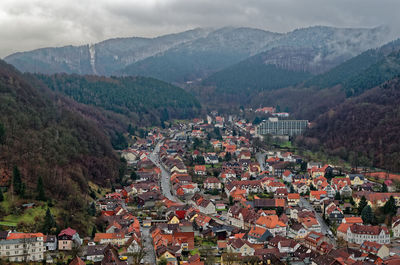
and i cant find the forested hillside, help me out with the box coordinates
[300,78,400,172]
[0,60,121,229]
[304,38,400,95]
[201,48,313,105]
[35,74,201,126]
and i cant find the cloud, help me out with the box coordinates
[1,0,400,58]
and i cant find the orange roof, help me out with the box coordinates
[310,190,327,199]
[288,193,300,200]
[7,233,44,239]
[344,217,363,224]
[302,217,319,228]
[256,215,286,229]
[94,232,125,242]
[194,165,206,171]
[217,241,227,249]
[249,226,267,238]
[337,223,352,234]
[275,198,286,207]
[234,233,245,239]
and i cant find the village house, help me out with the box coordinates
[360,241,390,259]
[287,193,300,206]
[194,165,207,176]
[227,238,255,256]
[282,170,293,183]
[304,232,329,252]
[392,218,400,238]
[325,203,344,224]
[255,215,287,236]
[94,232,128,246]
[203,177,222,190]
[58,228,82,251]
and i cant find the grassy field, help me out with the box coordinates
[0,192,61,226]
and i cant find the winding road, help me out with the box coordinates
[148,139,182,203]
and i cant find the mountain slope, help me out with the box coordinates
[0,60,120,206]
[301,78,400,172]
[34,74,201,125]
[4,28,211,75]
[120,27,281,83]
[201,47,313,104]
[5,26,391,84]
[304,38,400,91]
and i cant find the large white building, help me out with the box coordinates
[0,233,45,262]
[346,224,390,245]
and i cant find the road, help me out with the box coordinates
[255,152,266,171]
[148,139,183,204]
[140,227,156,265]
[299,198,336,246]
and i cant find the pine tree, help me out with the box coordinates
[12,166,22,195]
[88,202,96,216]
[361,205,373,224]
[43,208,56,234]
[0,123,5,145]
[383,196,396,216]
[357,196,368,215]
[36,176,46,201]
[335,192,341,201]
[0,189,3,202]
[91,225,97,239]
[381,182,388,193]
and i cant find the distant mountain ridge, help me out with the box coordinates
[4,26,393,83]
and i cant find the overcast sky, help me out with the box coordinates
[1,0,400,58]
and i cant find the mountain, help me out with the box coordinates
[305,38,400,94]
[34,74,201,128]
[4,26,392,84]
[201,47,313,104]
[0,60,121,223]
[120,27,281,83]
[4,28,211,75]
[301,78,400,172]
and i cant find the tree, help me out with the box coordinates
[12,166,22,196]
[88,202,96,216]
[361,205,373,224]
[91,225,97,238]
[0,123,5,145]
[130,171,138,180]
[383,196,397,216]
[42,208,56,234]
[357,196,368,215]
[229,196,233,205]
[334,192,341,201]
[0,189,3,202]
[36,176,46,201]
[225,152,232,161]
[381,182,388,193]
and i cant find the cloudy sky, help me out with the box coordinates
[1,0,399,58]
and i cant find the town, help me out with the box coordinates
[1,108,400,265]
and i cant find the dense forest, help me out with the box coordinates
[300,77,400,172]
[304,38,400,96]
[35,74,201,125]
[120,50,246,83]
[0,60,121,230]
[201,52,312,105]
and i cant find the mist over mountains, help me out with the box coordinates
[4,26,393,83]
